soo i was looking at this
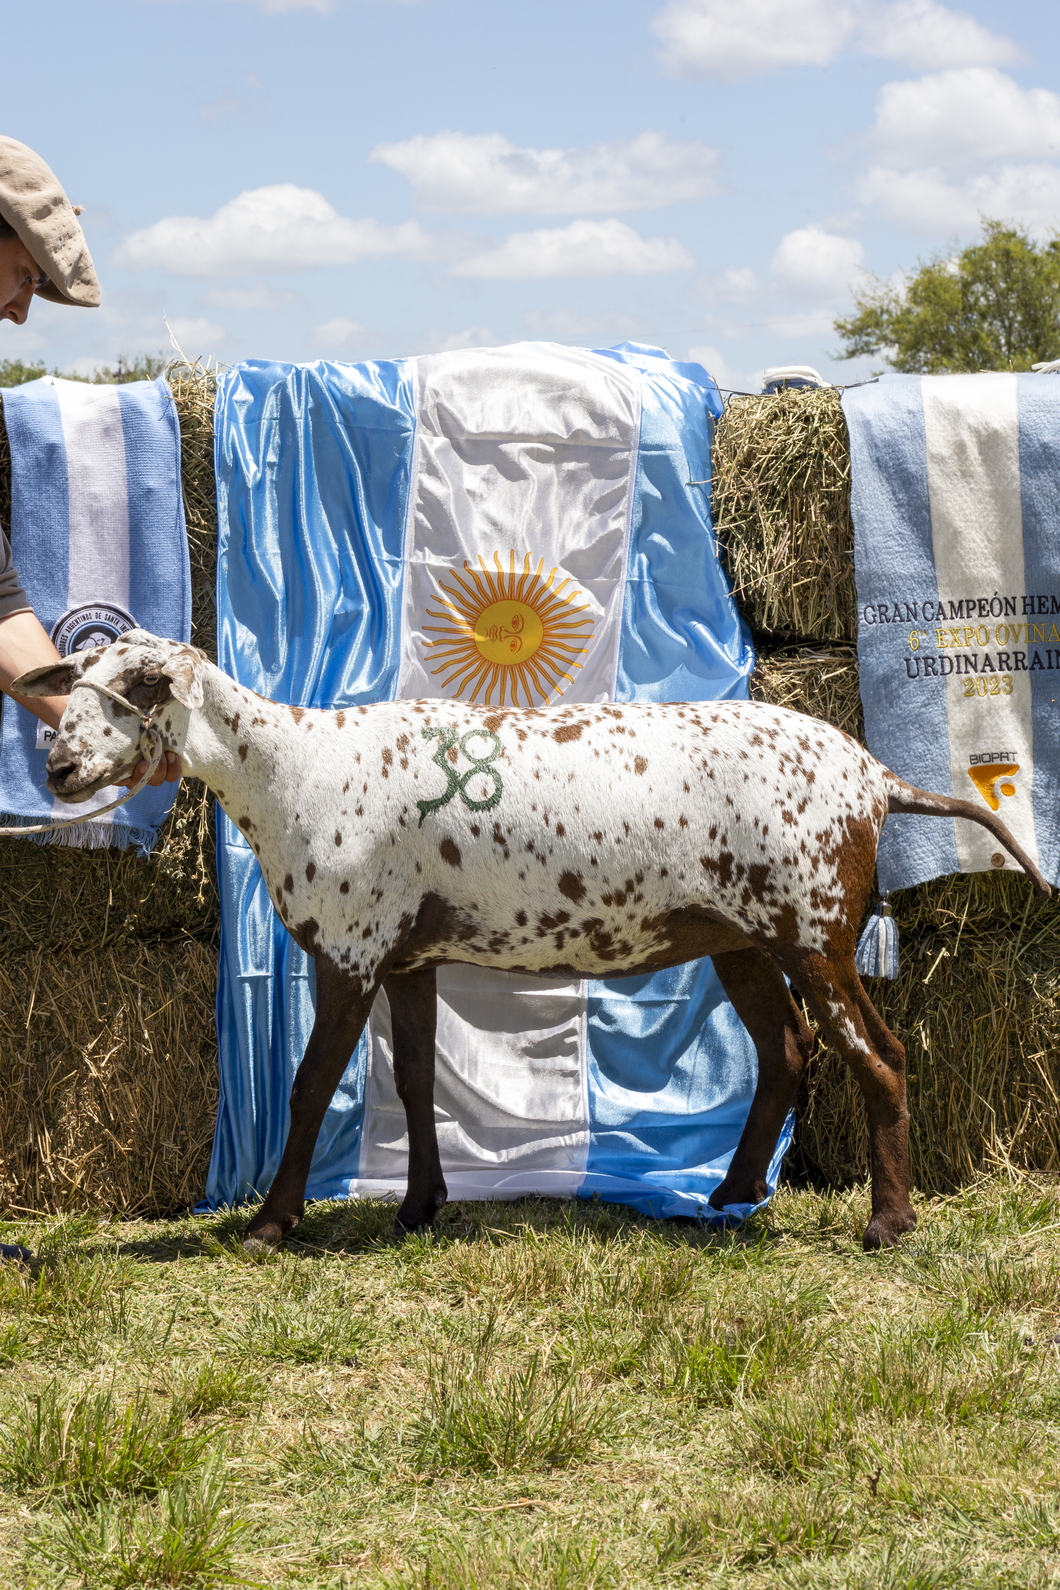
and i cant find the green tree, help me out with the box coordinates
[0,358,47,388]
[0,352,167,389]
[834,220,1060,374]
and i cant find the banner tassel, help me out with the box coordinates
[855,898,899,980]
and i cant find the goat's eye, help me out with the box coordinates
[143,672,160,686]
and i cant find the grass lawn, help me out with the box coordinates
[0,1175,1059,1588]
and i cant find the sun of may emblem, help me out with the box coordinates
[421,551,595,707]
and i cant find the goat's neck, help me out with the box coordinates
[178,663,294,809]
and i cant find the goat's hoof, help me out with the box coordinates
[243,1217,292,1253]
[394,1187,447,1236]
[862,1206,917,1251]
[708,1176,767,1212]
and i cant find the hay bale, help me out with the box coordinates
[0,940,218,1215]
[0,782,217,958]
[713,387,857,643]
[167,360,218,664]
[749,644,864,740]
[796,919,1060,1192]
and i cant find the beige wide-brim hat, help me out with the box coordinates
[0,137,100,308]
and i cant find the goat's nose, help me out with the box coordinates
[46,755,77,783]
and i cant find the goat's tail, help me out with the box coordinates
[884,773,1052,898]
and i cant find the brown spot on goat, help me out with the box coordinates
[558,870,586,904]
[439,837,462,868]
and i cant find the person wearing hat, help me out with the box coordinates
[0,137,179,789]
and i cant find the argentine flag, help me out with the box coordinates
[207,342,776,1219]
[845,374,1060,895]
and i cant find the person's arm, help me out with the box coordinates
[0,610,180,785]
[0,608,70,726]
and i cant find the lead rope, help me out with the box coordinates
[0,678,165,839]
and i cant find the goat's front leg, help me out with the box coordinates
[384,964,447,1234]
[246,958,376,1250]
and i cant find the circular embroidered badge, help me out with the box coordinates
[50,603,137,657]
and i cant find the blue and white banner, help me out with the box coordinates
[845,373,1060,895]
[208,342,774,1219]
[0,376,191,852]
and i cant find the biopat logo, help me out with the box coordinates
[967,751,1021,811]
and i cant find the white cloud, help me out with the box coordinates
[452,219,695,280]
[686,344,763,393]
[770,226,864,298]
[427,327,502,353]
[310,317,365,347]
[859,69,1060,233]
[167,317,228,353]
[860,0,1020,72]
[869,69,1060,170]
[115,185,436,279]
[370,129,720,214]
[203,283,297,310]
[709,265,761,303]
[859,162,1060,235]
[521,307,658,343]
[652,0,1017,80]
[653,0,853,81]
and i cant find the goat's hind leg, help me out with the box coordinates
[246,959,376,1251]
[708,947,813,1212]
[384,965,447,1235]
[789,952,916,1252]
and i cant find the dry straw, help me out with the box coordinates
[0,940,218,1215]
[712,387,857,642]
[796,916,1060,1192]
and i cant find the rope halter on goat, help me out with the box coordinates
[0,677,166,838]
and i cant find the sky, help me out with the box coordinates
[5,0,1060,391]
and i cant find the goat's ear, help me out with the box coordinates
[165,648,205,710]
[11,659,82,697]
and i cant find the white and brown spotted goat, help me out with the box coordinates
[17,632,1051,1252]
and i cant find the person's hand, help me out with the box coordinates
[118,750,181,789]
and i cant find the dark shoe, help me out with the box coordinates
[0,1243,32,1263]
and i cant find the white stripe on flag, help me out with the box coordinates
[922,374,1039,874]
[50,380,131,830]
[359,345,641,1198]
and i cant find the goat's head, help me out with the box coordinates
[13,630,207,802]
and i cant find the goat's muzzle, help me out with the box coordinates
[46,742,131,802]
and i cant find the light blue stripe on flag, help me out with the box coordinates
[209,359,416,1206]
